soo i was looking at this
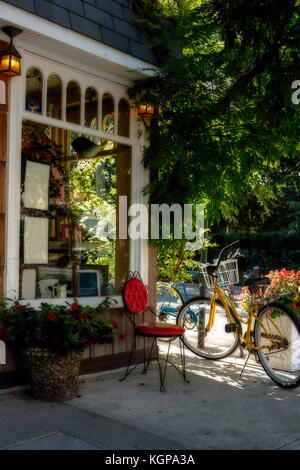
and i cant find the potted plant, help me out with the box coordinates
[0,297,119,401]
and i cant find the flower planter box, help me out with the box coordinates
[23,348,83,401]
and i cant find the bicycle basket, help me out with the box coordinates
[200,259,239,289]
[218,259,239,286]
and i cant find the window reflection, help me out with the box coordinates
[26,67,43,114]
[66,81,81,125]
[102,94,114,134]
[85,87,98,128]
[118,98,130,137]
[47,74,62,120]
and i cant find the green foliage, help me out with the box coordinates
[0,298,118,356]
[68,155,117,282]
[157,237,213,282]
[130,0,300,225]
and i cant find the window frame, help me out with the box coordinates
[5,51,149,307]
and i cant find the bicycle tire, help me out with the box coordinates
[156,282,184,342]
[254,302,300,389]
[176,296,240,360]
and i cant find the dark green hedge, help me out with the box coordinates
[208,231,300,273]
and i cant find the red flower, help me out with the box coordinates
[112,321,118,330]
[71,302,80,310]
[47,312,57,322]
[78,313,88,322]
[0,327,9,343]
[15,305,24,313]
[118,334,126,343]
[291,304,297,310]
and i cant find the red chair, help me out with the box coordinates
[120,272,189,392]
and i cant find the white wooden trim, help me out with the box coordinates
[5,75,23,299]
[129,110,149,285]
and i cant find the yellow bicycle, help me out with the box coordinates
[176,241,300,388]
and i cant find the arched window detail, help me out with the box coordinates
[85,87,98,129]
[66,81,81,125]
[25,67,43,114]
[47,74,62,120]
[102,93,114,134]
[118,98,130,138]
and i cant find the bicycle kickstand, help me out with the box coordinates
[240,350,251,377]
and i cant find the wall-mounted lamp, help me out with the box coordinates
[138,104,156,118]
[0,26,23,77]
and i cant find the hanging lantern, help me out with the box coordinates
[0,26,23,77]
[138,104,156,118]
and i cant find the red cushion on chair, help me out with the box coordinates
[136,322,185,337]
[123,278,148,315]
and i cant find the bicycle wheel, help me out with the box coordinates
[177,296,240,359]
[156,282,184,342]
[254,302,300,388]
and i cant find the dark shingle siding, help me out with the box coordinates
[102,27,130,54]
[130,40,157,64]
[94,0,124,19]
[2,0,35,13]
[52,0,84,16]
[83,3,114,30]
[70,12,102,42]
[113,17,142,42]
[1,0,159,65]
[122,6,136,24]
[35,0,71,29]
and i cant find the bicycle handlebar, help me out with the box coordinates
[215,240,240,268]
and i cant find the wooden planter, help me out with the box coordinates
[23,348,83,401]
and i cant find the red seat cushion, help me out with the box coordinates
[136,322,185,337]
[123,278,148,315]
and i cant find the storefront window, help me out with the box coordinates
[66,81,81,125]
[118,99,130,138]
[20,120,131,300]
[47,74,62,120]
[25,67,43,114]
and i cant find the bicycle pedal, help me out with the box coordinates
[225,323,237,333]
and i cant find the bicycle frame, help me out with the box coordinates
[208,280,286,352]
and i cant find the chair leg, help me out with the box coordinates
[155,337,168,392]
[119,335,137,382]
[142,337,155,374]
[179,337,190,383]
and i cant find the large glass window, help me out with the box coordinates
[20,120,131,300]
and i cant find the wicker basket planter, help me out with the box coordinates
[23,348,83,401]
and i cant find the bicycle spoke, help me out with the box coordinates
[255,303,300,388]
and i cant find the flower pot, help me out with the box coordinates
[23,348,83,401]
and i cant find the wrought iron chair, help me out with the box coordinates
[120,272,189,392]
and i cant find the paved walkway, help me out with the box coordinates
[1,346,299,450]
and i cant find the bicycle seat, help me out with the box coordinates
[243,277,270,288]
[206,265,218,276]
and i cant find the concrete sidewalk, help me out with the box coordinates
[1,344,299,450]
